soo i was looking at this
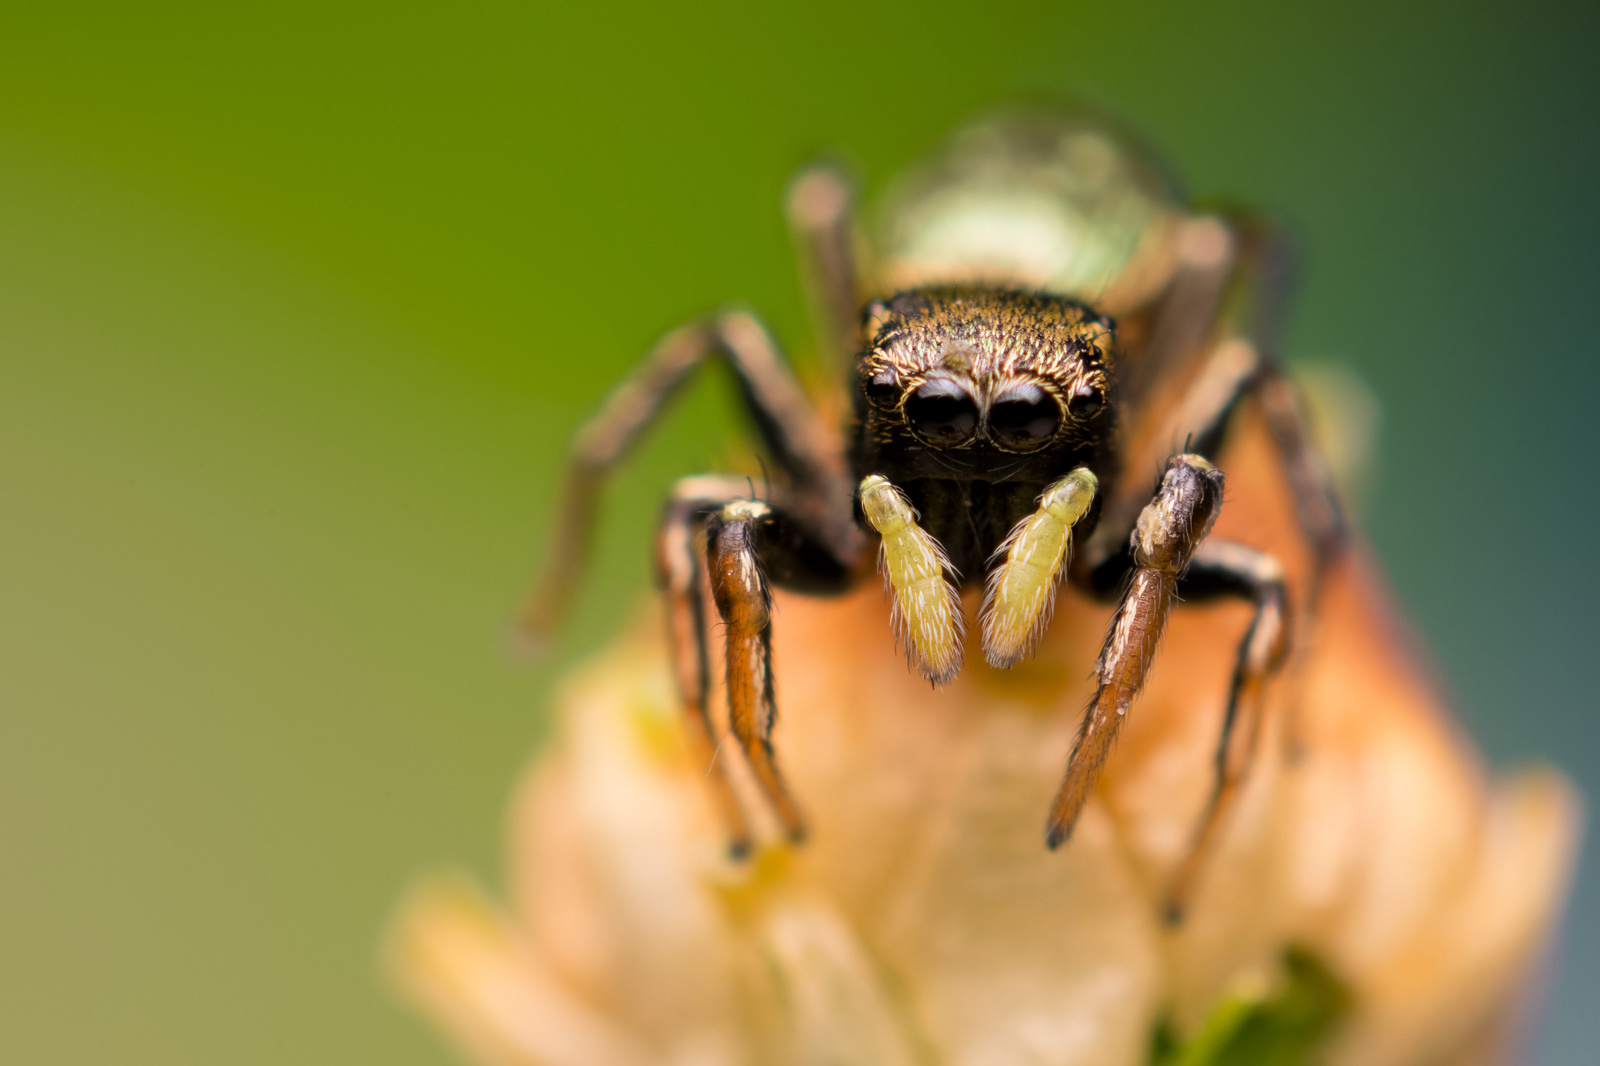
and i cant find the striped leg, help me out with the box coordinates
[1162,540,1290,923]
[1047,455,1225,850]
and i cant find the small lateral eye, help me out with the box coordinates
[988,383,1062,450]
[1067,382,1104,419]
[863,368,899,408]
[904,378,978,446]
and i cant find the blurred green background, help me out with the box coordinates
[0,1,1594,1063]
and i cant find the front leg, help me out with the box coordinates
[655,477,757,858]
[1046,455,1225,849]
[659,479,853,855]
[704,499,853,846]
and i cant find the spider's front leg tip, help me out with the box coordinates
[1045,769,1091,851]
[1161,825,1208,924]
[1160,894,1188,927]
[725,835,754,863]
[766,789,810,848]
[1044,818,1072,852]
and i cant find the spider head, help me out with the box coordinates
[856,288,1112,476]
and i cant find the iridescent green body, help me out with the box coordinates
[876,114,1185,315]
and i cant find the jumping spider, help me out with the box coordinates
[520,114,1344,921]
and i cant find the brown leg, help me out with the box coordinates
[1251,362,1344,761]
[1047,454,1225,849]
[654,477,757,858]
[1252,363,1346,599]
[705,500,808,843]
[1072,313,1341,770]
[518,310,858,649]
[785,163,862,387]
[1113,216,1240,416]
[1082,217,1239,572]
[1203,218,1346,643]
[1081,215,1346,599]
[1161,539,1290,923]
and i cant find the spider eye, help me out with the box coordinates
[1067,382,1104,419]
[904,379,978,446]
[863,369,899,408]
[988,384,1062,450]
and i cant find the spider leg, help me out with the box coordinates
[519,310,859,648]
[857,474,965,684]
[654,476,757,858]
[1214,215,1345,582]
[786,163,862,384]
[1112,216,1239,417]
[1084,218,1345,600]
[1047,454,1225,850]
[1161,539,1290,924]
[1079,320,1340,764]
[980,467,1099,669]
[1247,360,1346,761]
[704,496,854,847]
[1252,362,1346,598]
[1081,333,1258,581]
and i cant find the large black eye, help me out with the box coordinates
[904,379,978,446]
[862,368,899,409]
[988,383,1062,450]
[1067,382,1104,419]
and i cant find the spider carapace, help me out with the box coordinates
[520,113,1344,921]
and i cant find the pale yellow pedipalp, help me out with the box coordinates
[980,468,1098,668]
[859,474,965,684]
